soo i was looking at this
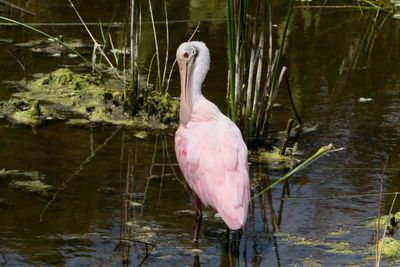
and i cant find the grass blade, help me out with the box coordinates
[0,16,89,65]
[251,144,341,201]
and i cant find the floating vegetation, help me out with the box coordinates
[249,139,306,171]
[358,97,373,103]
[2,168,53,196]
[379,237,400,259]
[279,232,357,255]
[365,211,400,263]
[0,68,179,128]
[126,200,143,208]
[0,168,46,180]
[15,37,91,57]
[134,131,149,139]
[366,212,400,234]
[249,147,295,170]
[124,220,160,244]
[11,100,42,126]
[302,258,322,267]
[9,180,54,196]
[327,228,351,237]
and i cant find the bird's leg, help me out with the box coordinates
[192,242,201,267]
[237,229,242,242]
[226,226,231,244]
[193,194,203,242]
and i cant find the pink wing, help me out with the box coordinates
[175,113,250,230]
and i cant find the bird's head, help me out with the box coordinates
[176,41,210,123]
[176,41,210,93]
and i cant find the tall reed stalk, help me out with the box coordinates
[127,0,172,115]
[128,0,142,115]
[226,0,294,139]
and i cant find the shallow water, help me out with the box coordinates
[1,1,400,266]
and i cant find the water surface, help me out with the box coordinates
[1,1,400,266]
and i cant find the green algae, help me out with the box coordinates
[11,100,41,126]
[249,147,294,170]
[328,228,351,237]
[366,212,400,234]
[19,68,115,109]
[3,168,53,196]
[0,68,179,128]
[363,212,400,263]
[0,169,46,180]
[275,221,400,264]
[366,215,391,229]
[140,89,179,123]
[326,241,355,255]
[379,237,400,259]
[126,200,143,207]
[279,232,356,255]
[134,131,148,139]
[124,220,159,243]
[303,258,322,267]
[9,180,54,195]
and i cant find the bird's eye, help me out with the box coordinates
[192,50,196,55]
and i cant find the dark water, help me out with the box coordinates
[1,1,400,266]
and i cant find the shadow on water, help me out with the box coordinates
[1,1,400,266]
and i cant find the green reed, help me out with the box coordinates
[226,0,294,139]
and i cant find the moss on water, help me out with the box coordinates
[0,169,46,180]
[11,100,41,126]
[303,258,322,267]
[326,241,354,255]
[380,237,400,259]
[366,212,400,235]
[328,228,351,237]
[3,168,53,196]
[9,180,54,195]
[363,212,400,262]
[279,233,356,255]
[249,147,295,170]
[141,89,179,123]
[134,131,148,139]
[366,215,392,229]
[0,68,179,128]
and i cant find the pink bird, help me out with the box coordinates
[174,41,250,242]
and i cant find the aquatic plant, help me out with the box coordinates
[0,16,89,64]
[374,162,399,267]
[68,0,177,120]
[226,0,297,139]
[251,144,340,201]
[126,0,174,117]
[128,0,142,115]
[355,0,397,12]
[0,1,178,124]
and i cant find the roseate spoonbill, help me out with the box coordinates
[174,41,250,242]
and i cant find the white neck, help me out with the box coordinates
[179,42,210,124]
[186,69,205,109]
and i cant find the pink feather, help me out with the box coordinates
[175,41,250,233]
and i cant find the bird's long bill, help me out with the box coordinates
[178,60,191,118]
